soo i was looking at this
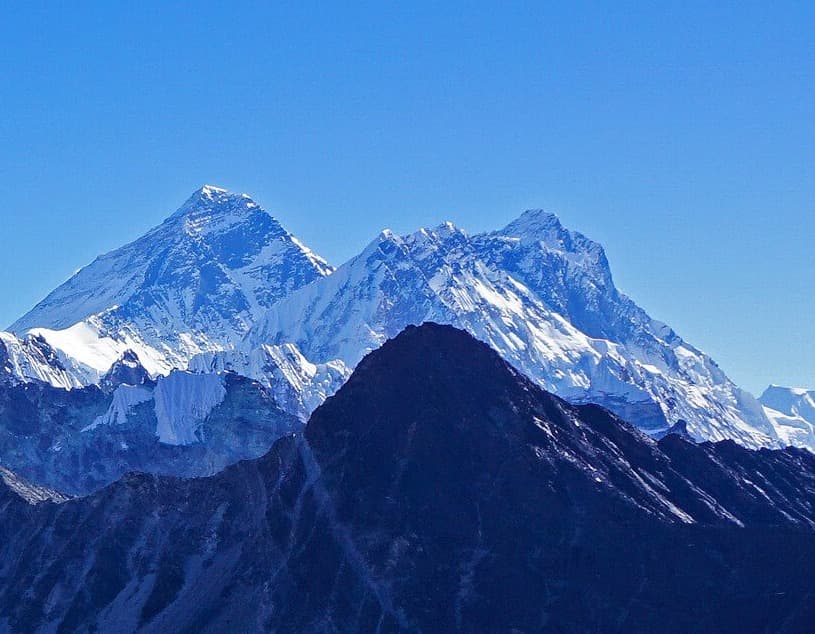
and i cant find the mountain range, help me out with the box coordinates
[0,186,811,494]
[2,184,813,630]
[3,323,815,632]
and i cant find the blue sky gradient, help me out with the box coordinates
[0,1,812,393]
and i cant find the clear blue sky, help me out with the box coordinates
[0,2,812,394]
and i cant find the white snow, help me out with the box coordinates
[8,186,332,385]
[760,386,815,449]
[248,216,779,449]
[83,385,153,432]
[153,372,226,445]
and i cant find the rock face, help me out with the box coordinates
[0,331,82,389]
[3,324,815,632]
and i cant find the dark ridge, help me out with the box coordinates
[3,323,815,632]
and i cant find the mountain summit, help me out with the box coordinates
[760,385,815,448]
[9,186,332,381]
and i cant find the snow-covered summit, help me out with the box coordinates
[8,186,334,381]
[500,208,563,238]
[760,385,815,448]
[170,185,274,229]
[248,209,779,448]
[760,385,815,415]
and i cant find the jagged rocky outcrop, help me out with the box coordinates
[100,350,152,392]
[0,467,69,504]
[2,324,815,632]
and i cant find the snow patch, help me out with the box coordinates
[83,385,153,432]
[153,372,227,445]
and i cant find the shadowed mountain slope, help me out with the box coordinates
[2,323,815,632]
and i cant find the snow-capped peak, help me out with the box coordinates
[501,208,564,236]
[199,184,228,196]
[8,186,334,383]
[181,184,241,204]
[247,210,780,450]
[759,385,815,449]
[3,190,797,456]
[169,185,279,236]
[760,385,815,418]
[431,220,462,236]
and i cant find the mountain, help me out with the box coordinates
[2,323,815,633]
[248,212,777,447]
[760,385,815,449]
[0,367,299,495]
[8,185,332,383]
[188,341,350,421]
[1,190,784,450]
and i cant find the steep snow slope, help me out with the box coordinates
[250,213,777,448]
[9,185,332,381]
[189,343,349,420]
[0,331,84,388]
[760,385,815,448]
[153,371,226,445]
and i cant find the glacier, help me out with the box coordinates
[153,371,227,445]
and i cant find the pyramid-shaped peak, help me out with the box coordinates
[188,184,245,203]
[305,322,532,449]
[10,185,331,336]
[199,184,229,197]
[500,209,564,237]
[170,185,262,220]
[496,208,609,263]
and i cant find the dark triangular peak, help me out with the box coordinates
[305,322,815,531]
[305,321,553,467]
[5,323,815,631]
[293,322,815,630]
[303,322,689,540]
[100,349,153,392]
